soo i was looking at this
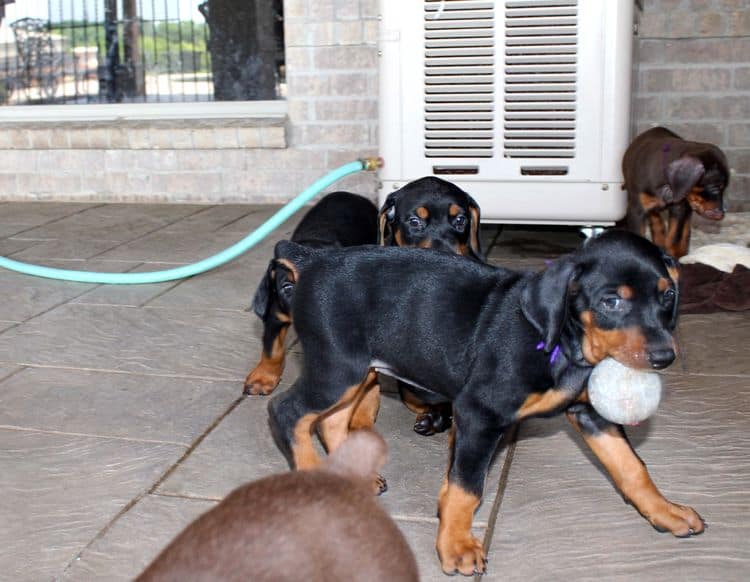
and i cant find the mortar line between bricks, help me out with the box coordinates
[639,64,749,69]
[640,34,750,41]
[476,424,519,582]
[58,394,246,579]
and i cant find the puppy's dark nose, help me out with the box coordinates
[703,207,724,221]
[648,348,676,369]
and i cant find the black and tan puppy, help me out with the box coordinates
[621,126,728,258]
[379,176,482,261]
[268,231,704,576]
[379,176,483,436]
[247,177,483,438]
[137,430,418,582]
[244,191,378,395]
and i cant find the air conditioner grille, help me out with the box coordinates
[424,0,495,158]
[503,0,578,159]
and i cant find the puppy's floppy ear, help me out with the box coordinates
[521,256,581,351]
[666,155,704,203]
[661,250,681,328]
[251,260,276,319]
[377,193,397,246]
[466,193,484,261]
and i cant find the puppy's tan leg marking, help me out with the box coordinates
[292,413,323,470]
[669,213,691,259]
[515,388,577,421]
[349,384,381,430]
[436,480,485,576]
[318,372,383,493]
[647,211,667,247]
[399,385,432,415]
[244,323,289,395]
[567,417,705,537]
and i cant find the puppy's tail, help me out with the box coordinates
[324,429,388,481]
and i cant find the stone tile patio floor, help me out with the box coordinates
[0,201,747,581]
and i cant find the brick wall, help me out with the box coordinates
[282,0,380,198]
[633,0,750,211]
[0,119,289,202]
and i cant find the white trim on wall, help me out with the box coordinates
[0,100,287,123]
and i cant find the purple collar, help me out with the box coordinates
[536,341,561,364]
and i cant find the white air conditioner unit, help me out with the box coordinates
[378,0,634,225]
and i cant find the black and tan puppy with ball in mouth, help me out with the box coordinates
[268,230,704,576]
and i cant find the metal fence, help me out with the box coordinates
[0,0,284,105]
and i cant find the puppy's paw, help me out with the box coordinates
[373,474,388,496]
[414,413,436,436]
[243,367,281,396]
[437,533,486,576]
[413,405,453,436]
[645,500,705,537]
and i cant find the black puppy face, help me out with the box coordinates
[521,231,680,371]
[573,232,680,370]
[379,177,482,260]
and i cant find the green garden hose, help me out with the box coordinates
[0,158,380,284]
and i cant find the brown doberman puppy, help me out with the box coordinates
[621,126,728,258]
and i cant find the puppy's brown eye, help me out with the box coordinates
[453,215,467,230]
[408,217,423,229]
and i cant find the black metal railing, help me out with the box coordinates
[0,0,284,106]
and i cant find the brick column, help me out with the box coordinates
[283,0,380,198]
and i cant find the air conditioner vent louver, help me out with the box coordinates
[381,0,634,224]
[503,0,578,159]
[424,0,495,158]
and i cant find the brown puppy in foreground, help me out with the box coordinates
[137,430,418,582]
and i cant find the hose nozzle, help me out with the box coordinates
[360,157,384,171]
